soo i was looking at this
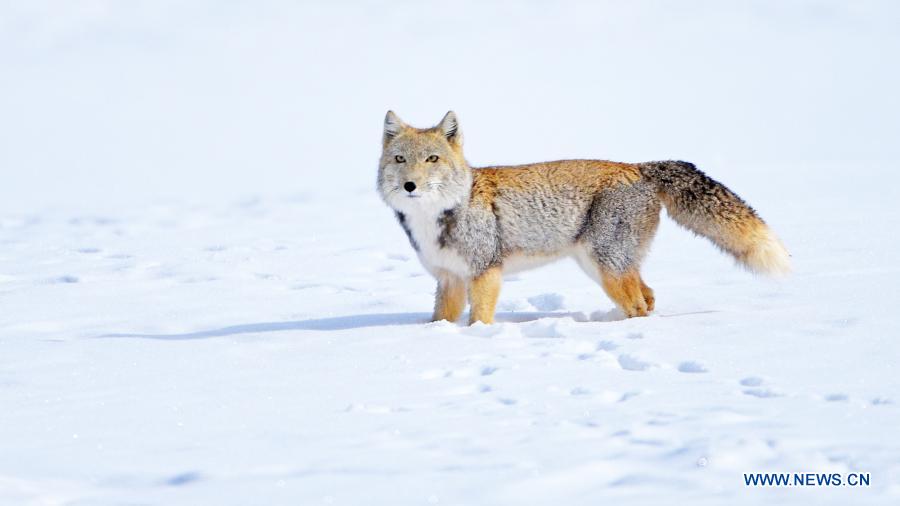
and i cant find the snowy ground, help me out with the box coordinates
[2,1,900,505]
[2,162,899,505]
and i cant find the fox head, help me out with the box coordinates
[378,111,472,213]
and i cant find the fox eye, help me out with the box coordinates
[426,155,439,162]
[394,155,406,163]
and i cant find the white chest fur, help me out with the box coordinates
[404,209,471,278]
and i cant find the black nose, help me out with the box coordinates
[404,181,417,193]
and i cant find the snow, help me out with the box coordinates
[2,1,900,505]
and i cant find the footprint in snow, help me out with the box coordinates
[165,472,202,487]
[527,293,565,311]
[619,391,640,402]
[497,299,530,312]
[617,354,653,372]
[824,393,848,402]
[596,340,618,351]
[740,377,764,387]
[677,361,708,373]
[49,275,79,284]
[743,388,781,398]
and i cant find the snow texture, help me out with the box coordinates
[1,1,899,505]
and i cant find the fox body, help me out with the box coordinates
[378,111,790,325]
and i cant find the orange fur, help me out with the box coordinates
[639,276,655,312]
[468,267,502,324]
[433,274,467,322]
[474,161,639,198]
[600,269,650,317]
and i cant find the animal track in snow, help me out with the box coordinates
[619,391,640,402]
[479,366,498,376]
[743,388,781,398]
[527,293,565,311]
[824,393,848,402]
[617,354,653,372]
[677,361,708,373]
[49,275,79,284]
[596,340,618,351]
[497,299,530,312]
[165,471,202,487]
[740,377,764,387]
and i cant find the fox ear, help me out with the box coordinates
[383,110,406,146]
[439,111,462,146]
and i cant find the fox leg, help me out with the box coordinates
[600,269,650,317]
[635,213,659,314]
[639,275,655,312]
[468,267,502,325]
[433,273,467,322]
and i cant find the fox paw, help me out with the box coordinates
[622,298,650,318]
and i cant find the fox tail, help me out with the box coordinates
[639,160,790,276]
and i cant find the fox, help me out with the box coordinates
[377,111,790,325]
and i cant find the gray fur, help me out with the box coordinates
[381,158,761,280]
[378,113,768,283]
[437,203,502,276]
[581,181,661,273]
[639,160,762,259]
[378,113,789,323]
[492,186,591,255]
[383,170,663,277]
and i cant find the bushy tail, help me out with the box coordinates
[640,161,790,276]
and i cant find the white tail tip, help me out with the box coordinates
[744,228,791,277]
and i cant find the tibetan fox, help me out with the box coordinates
[377,111,789,325]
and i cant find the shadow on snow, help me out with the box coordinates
[97,311,618,340]
[98,310,718,341]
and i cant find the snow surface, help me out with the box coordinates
[2,1,900,505]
